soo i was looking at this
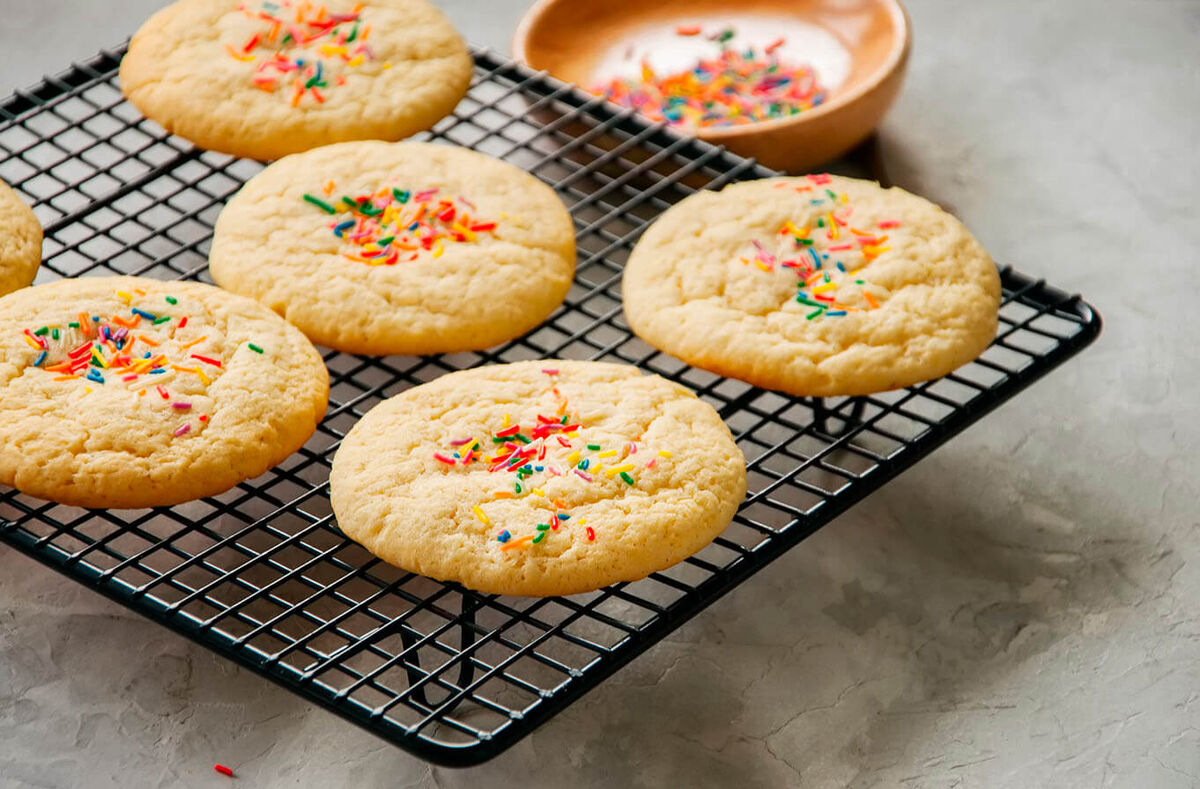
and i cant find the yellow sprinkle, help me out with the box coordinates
[827,214,839,240]
[578,518,587,525]
[597,449,617,458]
[657,450,672,458]
[502,413,510,428]
[23,334,42,350]
[532,488,545,497]
[348,54,364,67]
[754,260,771,272]
[604,463,634,478]
[116,290,132,302]
[382,61,392,69]
[592,465,604,475]
[472,505,490,525]
[319,44,347,56]
[137,389,146,397]
[566,431,580,438]
[432,240,444,258]
[812,282,836,294]
[567,451,580,464]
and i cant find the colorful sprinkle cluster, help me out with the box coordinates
[739,174,902,319]
[228,1,388,107]
[302,184,497,265]
[20,289,265,438]
[593,26,826,129]
[432,369,670,551]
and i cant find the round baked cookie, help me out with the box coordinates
[210,140,576,355]
[0,179,41,296]
[0,277,328,508]
[330,360,747,597]
[623,175,1002,397]
[119,0,472,160]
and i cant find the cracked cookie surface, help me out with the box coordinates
[330,360,746,597]
[210,140,576,354]
[119,0,471,160]
[0,180,41,297]
[0,276,328,508]
[622,175,1001,396]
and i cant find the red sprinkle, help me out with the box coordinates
[214,764,234,777]
[191,354,223,368]
[433,452,458,465]
[156,384,169,399]
[586,526,596,541]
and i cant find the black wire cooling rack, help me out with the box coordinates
[0,45,1101,766]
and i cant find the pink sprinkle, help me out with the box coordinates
[433,452,457,465]
[627,442,637,454]
[807,173,832,185]
[855,236,880,245]
[646,458,657,468]
[174,423,191,437]
[574,470,593,482]
[172,402,192,410]
[877,219,901,229]
[827,243,853,251]
[414,188,437,202]
[541,368,559,375]
[122,374,138,382]
[449,437,473,446]
[459,196,476,210]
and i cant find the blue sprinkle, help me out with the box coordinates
[92,316,100,322]
[33,350,47,367]
[497,530,511,543]
[579,459,590,470]
[836,262,846,272]
[131,308,158,320]
[534,465,544,472]
[148,368,165,374]
[334,219,355,236]
[86,369,104,384]
[808,248,821,268]
[556,513,570,520]
[408,221,420,232]
[826,310,847,316]
[822,253,830,260]
[143,351,152,358]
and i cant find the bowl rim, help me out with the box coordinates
[511,0,911,140]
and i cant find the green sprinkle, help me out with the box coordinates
[347,22,359,42]
[796,238,814,246]
[281,32,292,44]
[34,326,48,336]
[806,308,824,320]
[826,188,838,201]
[796,295,823,307]
[51,329,59,340]
[513,433,531,444]
[717,28,735,42]
[855,279,865,285]
[68,322,79,329]
[514,482,522,494]
[304,75,320,89]
[248,343,264,354]
[303,194,337,214]
[536,523,551,531]
[817,217,825,227]
[341,196,359,209]
[587,443,601,451]
[532,532,546,544]
[492,436,507,444]
[561,415,569,425]
[153,316,171,325]
[392,188,410,203]
[377,236,395,246]
[165,296,178,305]
[619,471,635,485]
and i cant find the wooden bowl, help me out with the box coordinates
[513,0,910,173]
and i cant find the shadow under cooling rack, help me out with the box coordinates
[0,46,1101,766]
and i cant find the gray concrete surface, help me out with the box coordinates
[2,1,1198,787]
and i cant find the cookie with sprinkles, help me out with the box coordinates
[210,140,576,355]
[330,360,746,597]
[0,277,328,508]
[0,179,41,297]
[119,0,471,160]
[623,175,1001,397]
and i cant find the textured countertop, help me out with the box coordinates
[2,1,1198,786]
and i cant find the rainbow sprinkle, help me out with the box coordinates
[229,1,382,106]
[303,184,497,265]
[593,26,826,130]
[431,384,669,549]
[738,174,901,319]
[19,293,262,438]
